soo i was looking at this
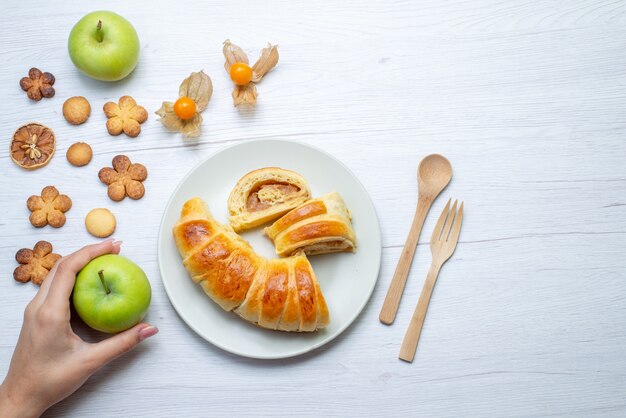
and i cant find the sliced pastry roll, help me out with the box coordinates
[173,197,329,332]
[265,191,357,257]
[228,167,312,232]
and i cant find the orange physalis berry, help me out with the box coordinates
[230,63,253,86]
[173,97,197,120]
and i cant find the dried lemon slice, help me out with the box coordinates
[10,123,56,170]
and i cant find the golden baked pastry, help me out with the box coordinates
[265,191,356,257]
[173,197,329,332]
[228,167,311,232]
[63,96,91,125]
[66,142,93,166]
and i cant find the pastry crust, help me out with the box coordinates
[265,191,356,257]
[227,167,311,232]
[173,197,329,332]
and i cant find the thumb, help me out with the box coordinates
[88,323,158,368]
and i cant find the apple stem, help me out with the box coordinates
[98,270,111,294]
[96,20,103,43]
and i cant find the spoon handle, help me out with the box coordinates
[379,197,431,325]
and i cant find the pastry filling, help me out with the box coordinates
[300,240,353,256]
[246,182,300,212]
[321,240,347,247]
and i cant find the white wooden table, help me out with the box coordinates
[1,1,626,416]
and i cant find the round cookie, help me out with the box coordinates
[66,142,92,167]
[85,208,116,238]
[63,96,91,125]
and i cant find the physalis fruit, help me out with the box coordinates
[223,39,279,107]
[174,97,197,120]
[155,71,213,138]
[230,63,253,86]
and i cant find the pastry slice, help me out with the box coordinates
[228,167,311,232]
[265,191,357,257]
[173,197,329,332]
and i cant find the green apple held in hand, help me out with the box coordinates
[68,11,140,81]
[73,255,151,333]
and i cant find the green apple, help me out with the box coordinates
[73,254,151,333]
[68,11,140,81]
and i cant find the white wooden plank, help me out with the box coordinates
[0,0,625,416]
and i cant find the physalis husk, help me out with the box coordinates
[223,39,279,107]
[155,71,213,138]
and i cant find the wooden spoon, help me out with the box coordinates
[379,154,452,325]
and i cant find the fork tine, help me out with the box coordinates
[442,200,458,241]
[430,199,451,246]
[448,202,464,244]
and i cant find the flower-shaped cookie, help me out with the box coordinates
[19,68,55,101]
[98,155,148,201]
[27,186,72,228]
[14,241,62,285]
[103,96,148,137]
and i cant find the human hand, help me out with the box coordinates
[0,239,158,417]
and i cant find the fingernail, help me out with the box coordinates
[112,240,123,247]
[139,325,158,342]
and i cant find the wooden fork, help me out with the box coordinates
[399,199,464,363]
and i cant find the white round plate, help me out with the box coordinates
[158,140,381,359]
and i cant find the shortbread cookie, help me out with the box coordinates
[66,142,93,167]
[85,208,116,238]
[63,96,91,125]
